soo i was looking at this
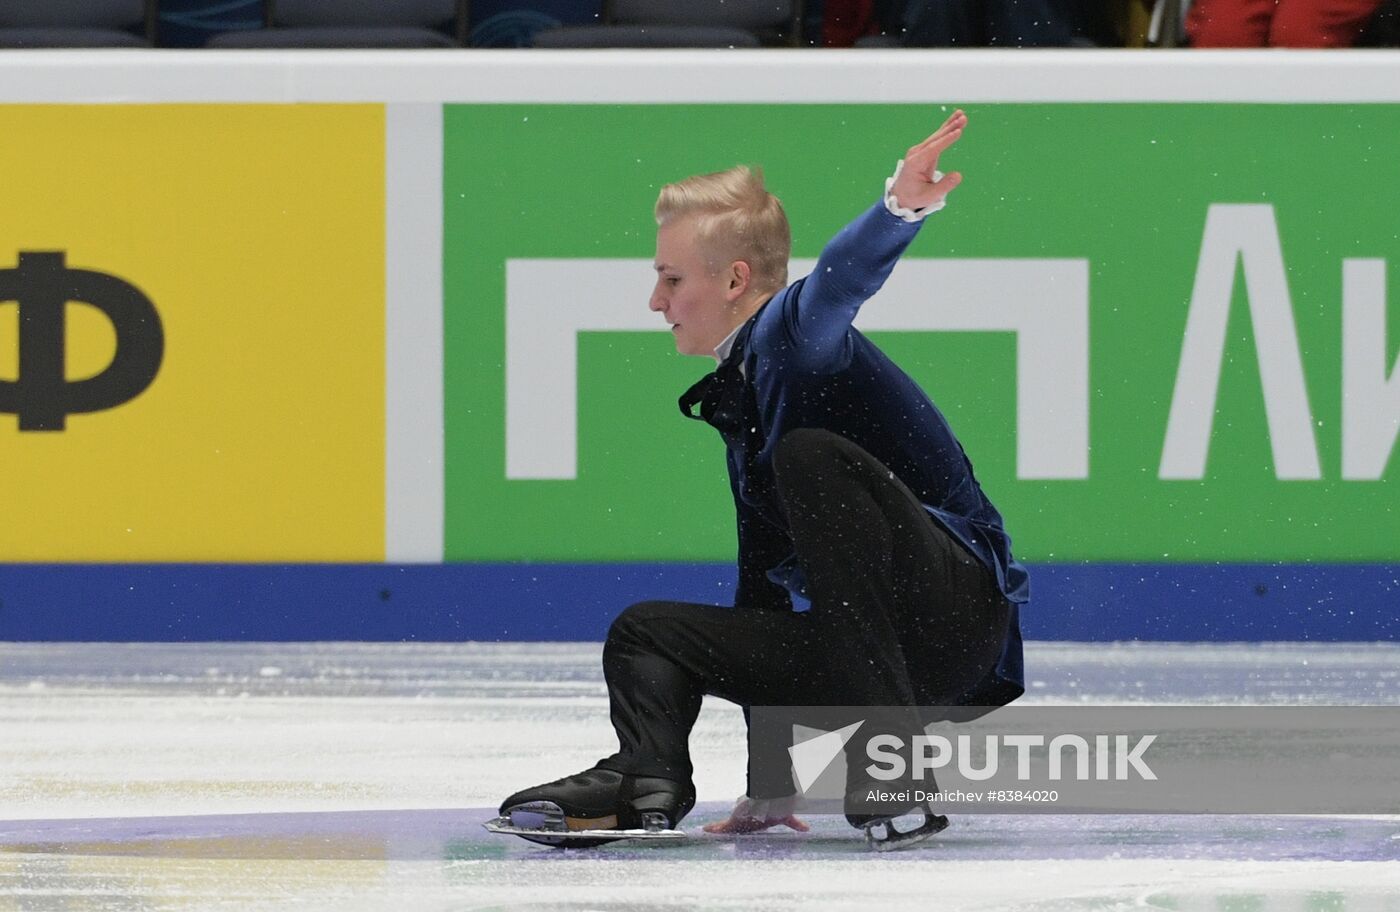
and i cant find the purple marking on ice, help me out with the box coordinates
[3,804,1396,862]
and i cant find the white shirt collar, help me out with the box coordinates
[713,320,745,365]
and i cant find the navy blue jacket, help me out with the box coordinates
[687,200,1027,708]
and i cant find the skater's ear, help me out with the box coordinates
[724,259,753,302]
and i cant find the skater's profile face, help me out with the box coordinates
[650,216,753,358]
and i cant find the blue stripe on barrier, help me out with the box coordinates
[0,563,1396,642]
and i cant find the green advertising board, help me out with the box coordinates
[444,103,1400,565]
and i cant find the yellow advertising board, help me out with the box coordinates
[0,105,385,561]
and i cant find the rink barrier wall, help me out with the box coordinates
[0,563,1396,642]
[3,53,1399,642]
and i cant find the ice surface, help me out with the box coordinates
[2,642,1398,910]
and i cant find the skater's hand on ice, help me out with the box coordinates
[889,109,966,213]
[702,812,809,834]
[701,795,810,834]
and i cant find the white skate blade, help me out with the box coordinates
[864,811,949,852]
[484,816,685,844]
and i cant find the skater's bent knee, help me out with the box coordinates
[774,427,846,473]
[607,600,675,643]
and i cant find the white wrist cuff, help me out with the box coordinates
[884,158,945,222]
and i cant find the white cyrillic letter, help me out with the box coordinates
[1160,205,1320,480]
[1342,258,1400,480]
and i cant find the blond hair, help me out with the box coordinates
[654,165,791,295]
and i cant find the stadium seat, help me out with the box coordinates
[207,0,468,48]
[530,0,801,48]
[0,0,156,48]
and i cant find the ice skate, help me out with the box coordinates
[844,779,948,852]
[848,801,949,852]
[487,766,695,848]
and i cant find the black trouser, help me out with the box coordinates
[597,428,1011,788]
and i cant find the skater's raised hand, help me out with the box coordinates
[889,109,967,213]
